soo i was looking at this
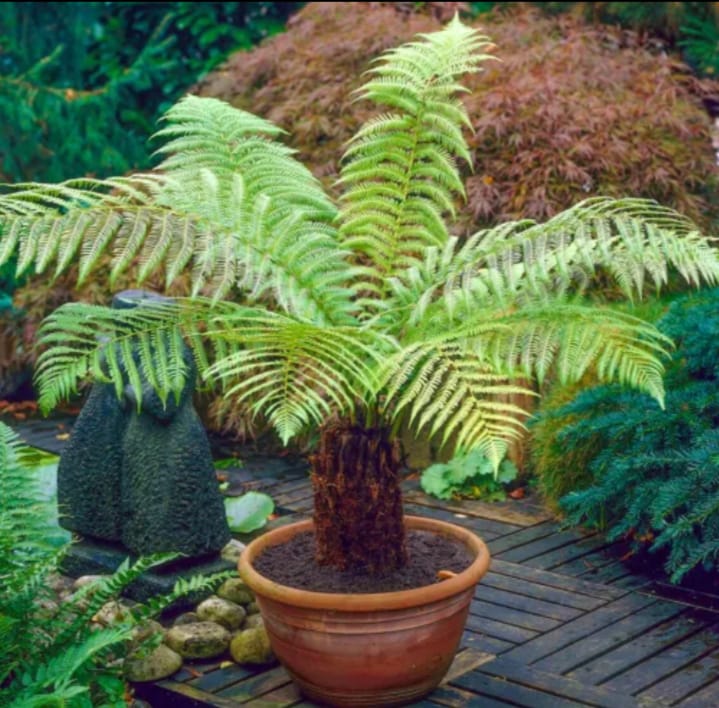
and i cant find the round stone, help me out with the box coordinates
[196,596,247,630]
[125,644,183,682]
[165,621,231,659]
[230,627,274,665]
[217,578,255,606]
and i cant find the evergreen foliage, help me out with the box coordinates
[0,421,231,705]
[1,17,718,469]
[0,2,299,184]
[542,289,719,582]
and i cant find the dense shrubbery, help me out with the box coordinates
[532,289,719,582]
[0,2,299,184]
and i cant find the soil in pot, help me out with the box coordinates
[252,529,473,593]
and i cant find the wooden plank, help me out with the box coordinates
[403,503,506,540]
[154,679,242,707]
[546,547,623,579]
[567,612,714,686]
[403,487,551,526]
[242,680,303,707]
[532,600,687,675]
[496,529,597,565]
[215,666,293,700]
[273,485,313,505]
[676,677,719,707]
[524,536,617,572]
[470,598,562,633]
[639,646,719,705]
[466,613,539,644]
[462,629,515,655]
[501,592,658,665]
[187,663,259,692]
[285,498,314,513]
[601,622,719,695]
[451,668,592,707]
[417,684,510,707]
[475,656,642,708]
[482,571,607,611]
[642,582,719,613]
[266,478,312,495]
[486,521,560,555]
[473,584,584,622]
[490,558,627,600]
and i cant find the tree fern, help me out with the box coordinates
[2,17,719,476]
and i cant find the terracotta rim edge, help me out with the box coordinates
[238,515,491,611]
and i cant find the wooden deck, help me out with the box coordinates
[9,414,719,707]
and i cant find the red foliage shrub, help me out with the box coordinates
[197,2,719,229]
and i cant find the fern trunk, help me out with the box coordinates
[310,421,407,574]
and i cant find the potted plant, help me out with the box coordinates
[1,14,719,706]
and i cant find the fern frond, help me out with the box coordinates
[450,302,671,402]
[204,308,397,443]
[390,198,719,328]
[380,340,533,468]
[338,15,493,287]
[35,299,191,412]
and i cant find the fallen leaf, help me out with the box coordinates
[185,667,203,678]
[56,433,71,441]
[508,488,525,499]
[219,661,234,669]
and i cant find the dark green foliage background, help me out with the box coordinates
[0,2,300,184]
[534,289,719,582]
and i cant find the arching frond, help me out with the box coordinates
[380,340,533,468]
[203,311,396,444]
[35,300,194,413]
[338,15,494,287]
[441,302,672,403]
[36,299,396,444]
[0,96,355,324]
[388,197,719,327]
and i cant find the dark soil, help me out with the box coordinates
[253,530,474,593]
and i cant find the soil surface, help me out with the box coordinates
[253,529,474,593]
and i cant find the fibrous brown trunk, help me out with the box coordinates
[310,421,407,574]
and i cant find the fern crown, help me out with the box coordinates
[1,16,719,466]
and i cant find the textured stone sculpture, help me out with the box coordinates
[57,290,230,557]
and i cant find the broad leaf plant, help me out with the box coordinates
[1,17,718,573]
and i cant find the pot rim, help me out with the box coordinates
[238,514,491,611]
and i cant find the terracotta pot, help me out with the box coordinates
[238,515,491,707]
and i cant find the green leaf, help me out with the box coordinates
[224,492,275,533]
[420,463,453,500]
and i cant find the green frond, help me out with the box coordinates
[338,17,493,285]
[380,340,533,468]
[35,300,194,413]
[390,198,719,329]
[203,309,397,443]
[448,302,671,403]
